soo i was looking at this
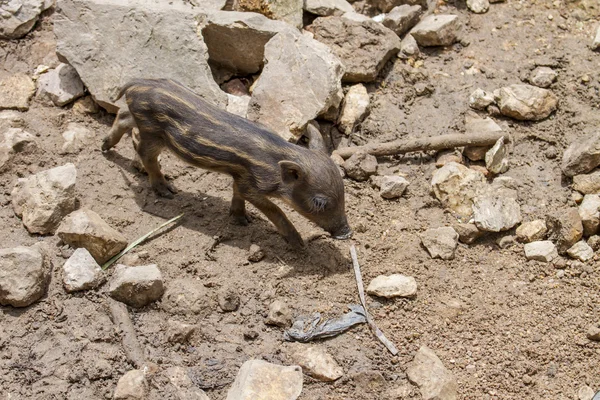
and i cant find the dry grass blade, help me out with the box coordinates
[102,213,185,270]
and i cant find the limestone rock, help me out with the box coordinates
[516,220,547,243]
[114,369,147,400]
[372,0,427,13]
[60,122,94,154]
[579,194,600,237]
[420,227,459,260]
[343,151,378,181]
[592,25,600,51]
[226,94,251,118]
[162,278,211,316]
[56,209,128,264]
[165,366,210,400]
[379,175,409,199]
[468,88,495,111]
[530,67,557,88]
[464,114,503,159]
[431,162,486,219]
[308,16,401,83]
[366,274,417,298]
[3,127,37,152]
[166,321,196,344]
[410,15,460,47]
[338,84,370,135]
[226,360,303,400]
[0,244,50,307]
[587,323,600,341]
[382,5,422,37]
[201,11,290,77]
[485,136,508,174]
[472,193,522,232]
[0,74,36,111]
[341,11,370,22]
[233,0,304,28]
[108,264,164,308]
[524,241,558,262]
[36,63,85,107]
[567,241,594,262]
[12,163,77,234]
[62,248,105,292]
[562,132,600,177]
[436,150,462,167]
[466,0,489,13]
[54,0,226,113]
[247,30,344,141]
[400,33,420,57]
[292,346,343,382]
[495,84,558,121]
[0,0,53,39]
[247,244,265,262]
[453,223,483,244]
[573,171,600,194]
[218,286,240,312]
[304,0,354,16]
[578,385,596,400]
[266,299,292,327]
[546,209,584,254]
[407,346,458,400]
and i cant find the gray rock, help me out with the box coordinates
[546,209,584,254]
[399,33,420,57]
[410,15,460,47]
[108,264,164,308]
[54,0,226,113]
[382,5,422,37]
[529,67,557,88]
[562,132,600,177]
[226,360,303,400]
[573,171,600,194]
[516,220,547,243]
[341,11,371,23]
[201,11,290,77]
[467,0,488,13]
[343,151,378,181]
[308,16,401,83]
[453,223,483,244]
[60,122,94,154]
[292,346,343,382]
[578,385,596,400]
[0,0,53,39]
[524,241,558,262]
[588,235,600,251]
[114,369,147,400]
[36,63,85,107]
[468,88,495,110]
[62,248,105,292]
[166,320,196,344]
[484,136,508,174]
[304,0,354,16]
[165,366,210,400]
[232,0,303,29]
[436,150,463,167]
[247,244,265,262]
[72,96,99,114]
[266,299,292,327]
[226,94,250,118]
[366,274,417,298]
[407,346,458,400]
[465,112,503,139]
[218,286,240,312]
[162,278,211,316]
[56,209,128,264]
[248,30,344,141]
[338,84,370,135]
[3,127,37,152]
[0,73,36,111]
[472,193,522,232]
[495,84,558,121]
[579,194,600,237]
[379,175,409,199]
[12,163,77,234]
[566,241,594,262]
[587,323,600,341]
[593,26,600,51]
[420,227,459,260]
[372,0,427,13]
[0,244,50,307]
[431,162,486,219]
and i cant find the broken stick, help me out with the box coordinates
[108,299,146,368]
[333,131,507,160]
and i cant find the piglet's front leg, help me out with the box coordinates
[246,194,305,248]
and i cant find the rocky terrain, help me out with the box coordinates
[1,0,600,399]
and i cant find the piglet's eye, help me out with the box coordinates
[311,196,328,212]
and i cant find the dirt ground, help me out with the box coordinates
[1,0,600,399]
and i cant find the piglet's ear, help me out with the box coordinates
[305,122,327,153]
[279,160,305,184]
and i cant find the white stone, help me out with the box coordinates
[466,0,489,13]
[468,88,495,110]
[108,264,164,308]
[338,84,370,135]
[0,0,53,39]
[114,369,147,400]
[3,127,37,152]
[382,5,422,37]
[578,385,596,400]
[573,171,600,194]
[12,163,77,234]
[407,346,458,400]
[341,11,371,22]
[292,346,343,382]
[0,73,36,111]
[61,122,94,154]
[566,241,594,262]
[410,15,460,47]
[524,241,558,262]
[379,175,409,199]
[233,0,303,29]
[304,0,354,16]
[36,63,85,107]
[367,274,417,298]
[400,33,420,57]
[485,136,508,174]
[431,162,486,219]
[495,84,558,121]
[226,360,303,400]
[226,94,250,118]
[420,227,459,260]
[0,244,50,307]
[266,299,292,327]
[516,220,547,243]
[530,67,557,88]
[579,194,600,237]
[592,25,600,51]
[62,248,104,292]
[562,131,600,177]
[472,193,522,232]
